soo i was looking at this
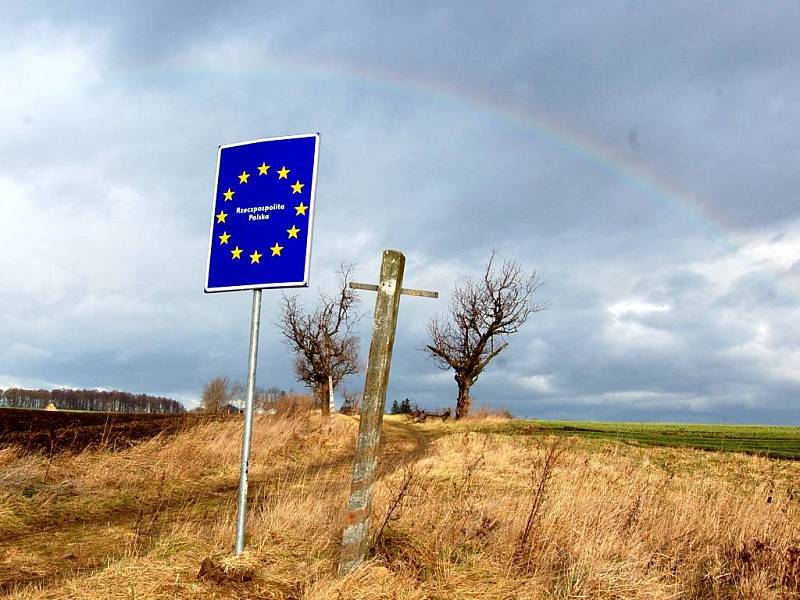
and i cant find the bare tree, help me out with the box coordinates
[340,389,362,415]
[425,252,546,420]
[202,376,231,414]
[229,381,245,410]
[278,265,362,416]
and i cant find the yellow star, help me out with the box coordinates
[223,188,235,201]
[294,202,308,216]
[238,171,250,184]
[249,249,262,264]
[218,231,231,245]
[231,246,243,259]
[258,162,270,175]
[216,210,228,224]
[291,180,304,194]
[287,225,300,239]
[277,166,290,179]
[270,242,284,256]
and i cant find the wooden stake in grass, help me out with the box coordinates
[338,249,437,576]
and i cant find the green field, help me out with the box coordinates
[448,419,800,459]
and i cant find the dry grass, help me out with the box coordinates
[1,412,798,599]
[465,404,515,422]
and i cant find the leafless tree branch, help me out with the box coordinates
[278,263,362,415]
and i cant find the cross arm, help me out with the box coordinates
[350,281,439,299]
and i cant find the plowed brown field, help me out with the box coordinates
[0,408,221,453]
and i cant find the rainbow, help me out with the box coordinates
[158,55,742,245]
[157,56,800,301]
[227,58,738,239]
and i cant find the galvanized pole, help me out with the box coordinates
[234,288,262,554]
[339,250,405,575]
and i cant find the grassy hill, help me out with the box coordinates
[430,418,800,459]
[1,413,798,598]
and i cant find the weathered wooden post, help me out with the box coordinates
[338,249,437,575]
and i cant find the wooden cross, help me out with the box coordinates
[338,249,437,576]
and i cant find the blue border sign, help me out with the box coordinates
[205,133,320,292]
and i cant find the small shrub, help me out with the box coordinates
[469,405,515,421]
[273,392,315,416]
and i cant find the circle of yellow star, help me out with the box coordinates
[231,246,243,259]
[277,166,290,179]
[218,231,231,245]
[238,171,250,184]
[291,180,304,194]
[287,225,300,239]
[249,250,262,264]
[223,188,235,201]
[270,242,284,256]
[294,202,308,216]
[257,162,270,175]
[216,210,228,224]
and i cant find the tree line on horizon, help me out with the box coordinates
[0,387,185,414]
[199,378,290,413]
[389,398,417,415]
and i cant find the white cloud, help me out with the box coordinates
[517,374,554,393]
[605,299,674,347]
[1,343,52,362]
[687,226,800,297]
[607,300,671,318]
[0,374,73,391]
[570,390,719,412]
[742,233,800,271]
[0,31,101,126]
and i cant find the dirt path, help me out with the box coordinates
[380,417,436,462]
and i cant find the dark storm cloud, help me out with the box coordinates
[1,2,799,423]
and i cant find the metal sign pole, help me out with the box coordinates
[235,288,262,554]
[205,133,319,556]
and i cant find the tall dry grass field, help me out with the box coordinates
[1,412,798,599]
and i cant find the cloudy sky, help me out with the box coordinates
[2,2,799,423]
